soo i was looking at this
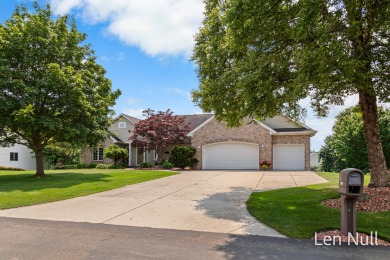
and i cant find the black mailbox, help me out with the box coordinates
[339,168,364,197]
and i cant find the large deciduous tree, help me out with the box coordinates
[130,109,190,163]
[192,0,390,187]
[0,2,120,177]
[319,106,390,173]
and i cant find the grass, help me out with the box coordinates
[247,172,390,242]
[0,169,177,209]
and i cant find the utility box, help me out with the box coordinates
[339,168,364,197]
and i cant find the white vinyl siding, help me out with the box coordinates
[92,147,104,161]
[10,152,19,161]
[0,144,37,170]
[118,121,126,128]
[273,144,305,170]
[202,142,259,170]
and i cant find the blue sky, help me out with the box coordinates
[2,0,385,151]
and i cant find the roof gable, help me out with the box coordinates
[261,115,316,135]
[185,114,214,136]
[118,113,140,124]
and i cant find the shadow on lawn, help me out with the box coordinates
[0,172,111,192]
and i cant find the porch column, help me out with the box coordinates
[135,145,138,165]
[143,146,147,163]
[128,142,132,167]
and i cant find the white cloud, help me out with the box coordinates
[300,95,359,151]
[101,55,110,62]
[302,95,390,151]
[50,0,83,14]
[50,0,204,57]
[117,52,125,61]
[192,108,204,114]
[126,98,138,105]
[165,87,191,100]
[122,108,146,119]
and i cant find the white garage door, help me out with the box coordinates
[202,142,259,170]
[273,144,305,170]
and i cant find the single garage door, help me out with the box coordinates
[273,144,305,170]
[202,142,259,170]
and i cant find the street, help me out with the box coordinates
[0,217,388,260]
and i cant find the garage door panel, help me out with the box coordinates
[273,145,305,170]
[203,142,259,170]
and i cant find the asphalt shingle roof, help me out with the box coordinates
[181,114,214,133]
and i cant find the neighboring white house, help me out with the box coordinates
[310,152,320,167]
[0,144,38,170]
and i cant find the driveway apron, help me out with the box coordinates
[0,171,327,237]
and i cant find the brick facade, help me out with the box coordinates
[81,139,114,165]
[191,118,273,170]
[272,135,311,170]
[80,114,313,170]
[190,118,311,170]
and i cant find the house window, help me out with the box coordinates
[10,152,18,161]
[118,122,126,128]
[92,147,104,161]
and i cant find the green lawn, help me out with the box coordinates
[247,172,390,242]
[0,169,177,209]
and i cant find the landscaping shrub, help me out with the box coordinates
[43,143,81,166]
[0,166,25,171]
[139,162,152,168]
[76,163,89,169]
[108,164,126,169]
[104,144,128,166]
[168,146,198,169]
[161,161,173,169]
[96,164,109,169]
[50,164,78,170]
[86,163,97,168]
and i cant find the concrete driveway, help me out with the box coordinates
[0,171,327,236]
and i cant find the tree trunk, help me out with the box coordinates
[34,150,46,177]
[358,90,389,187]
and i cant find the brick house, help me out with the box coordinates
[81,113,316,170]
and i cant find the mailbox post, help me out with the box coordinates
[339,168,364,236]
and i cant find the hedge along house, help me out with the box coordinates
[81,113,316,170]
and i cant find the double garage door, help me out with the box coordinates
[202,142,305,170]
[202,142,259,170]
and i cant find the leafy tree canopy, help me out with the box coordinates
[104,144,128,166]
[192,0,390,186]
[319,106,390,173]
[0,2,121,176]
[130,109,190,162]
[193,0,389,124]
[43,142,82,166]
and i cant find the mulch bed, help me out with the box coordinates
[321,187,390,212]
[135,167,188,171]
[315,187,390,246]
